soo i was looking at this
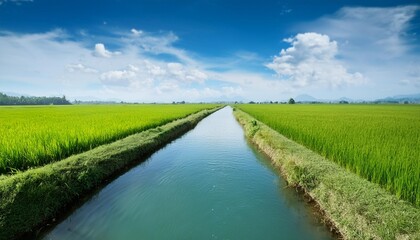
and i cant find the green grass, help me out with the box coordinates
[236,104,420,206]
[0,108,219,240]
[0,104,218,174]
[233,108,420,239]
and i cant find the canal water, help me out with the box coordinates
[43,107,334,240]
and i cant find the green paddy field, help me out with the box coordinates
[236,104,420,206]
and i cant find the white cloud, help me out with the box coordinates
[167,62,184,76]
[121,30,196,65]
[0,29,93,88]
[235,51,259,60]
[131,28,143,36]
[66,63,98,73]
[155,81,179,93]
[99,65,138,86]
[311,5,420,57]
[0,29,289,102]
[100,70,136,81]
[211,70,295,101]
[2,10,419,104]
[167,62,207,83]
[144,60,166,76]
[299,5,420,97]
[127,64,139,72]
[188,69,208,81]
[267,32,364,87]
[93,43,121,58]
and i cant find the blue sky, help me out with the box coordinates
[0,0,419,102]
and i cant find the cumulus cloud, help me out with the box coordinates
[0,29,290,102]
[96,59,209,91]
[100,70,136,81]
[167,62,184,76]
[66,63,98,73]
[167,62,207,83]
[100,65,138,86]
[266,32,364,88]
[4,20,419,103]
[188,69,208,81]
[131,28,143,36]
[93,43,121,58]
[144,60,166,76]
[299,5,420,96]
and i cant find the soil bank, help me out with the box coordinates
[0,107,220,240]
[233,108,420,239]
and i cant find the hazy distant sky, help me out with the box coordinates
[0,0,419,102]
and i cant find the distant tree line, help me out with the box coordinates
[0,93,71,105]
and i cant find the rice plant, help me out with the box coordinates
[0,104,217,173]
[237,104,420,206]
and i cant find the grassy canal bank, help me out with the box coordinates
[233,108,420,239]
[0,107,221,240]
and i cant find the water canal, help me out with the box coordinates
[43,107,334,240]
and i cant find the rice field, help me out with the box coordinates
[236,104,420,206]
[0,104,218,174]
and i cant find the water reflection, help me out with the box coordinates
[43,107,334,240]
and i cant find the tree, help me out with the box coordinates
[288,98,295,104]
[0,92,71,105]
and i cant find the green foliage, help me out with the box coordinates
[234,109,420,239]
[0,92,71,105]
[236,104,420,206]
[0,104,218,174]
[0,108,218,240]
[288,98,295,104]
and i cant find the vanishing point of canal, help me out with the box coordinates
[43,107,335,240]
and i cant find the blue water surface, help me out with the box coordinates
[43,107,334,240]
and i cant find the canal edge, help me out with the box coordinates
[232,107,420,240]
[0,106,223,240]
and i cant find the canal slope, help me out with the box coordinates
[42,106,334,239]
[233,108,420,239]
[0,107,220,240]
